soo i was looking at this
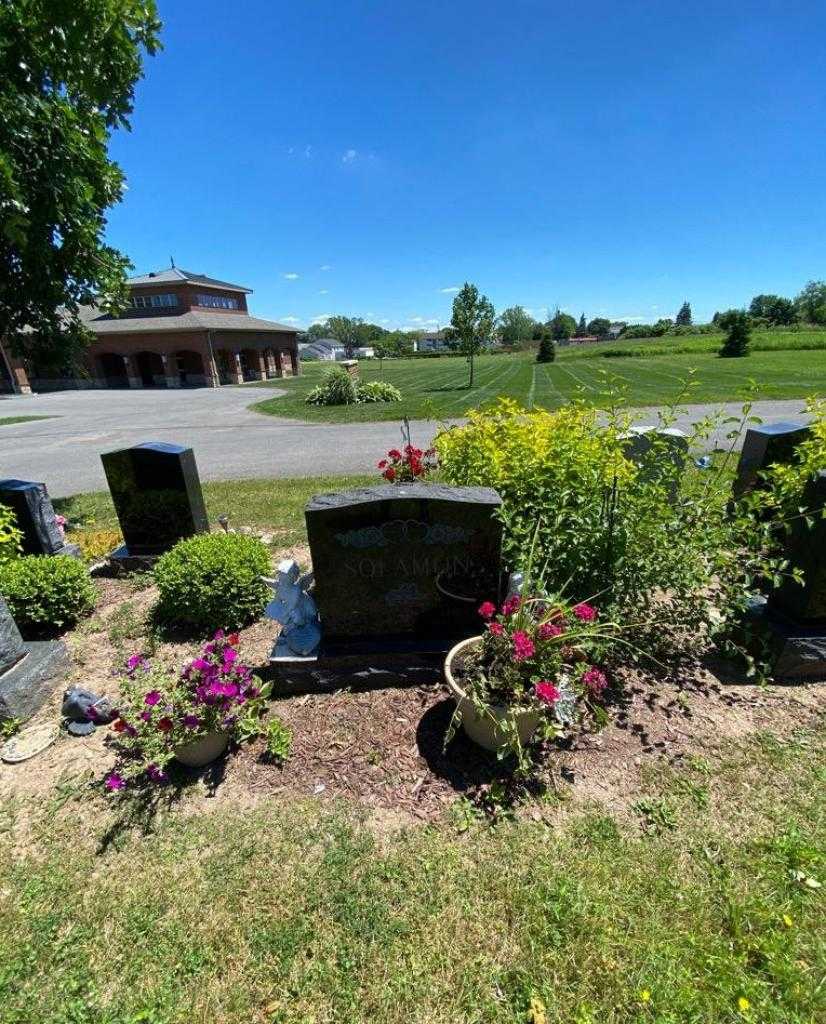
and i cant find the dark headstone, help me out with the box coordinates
[733,422,811,498]
[770,470,826,626]
[745,597,826,683]
[100,442,208,567]
[306,483,502,655]
[0,479,81,558]
[0,597,68,721]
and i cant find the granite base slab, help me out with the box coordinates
[0,641,69,721]
[106,544,161,573]
[267,638,450,696]
[747,600,826,682]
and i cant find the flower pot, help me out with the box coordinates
[444,636,543,753]
[174,731,229,768]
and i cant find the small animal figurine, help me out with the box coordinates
[262,559,321,658]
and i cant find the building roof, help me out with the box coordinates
[127,267,252,294]
[81,308,298,335]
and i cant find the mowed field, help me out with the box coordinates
[250,338,826,423]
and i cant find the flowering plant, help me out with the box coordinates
[378,444,437,483]
[104,631,273,790]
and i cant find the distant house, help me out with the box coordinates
[298,338,375,361]
[414,330,452,354]
[608,322,627,339]
[569,335,601,345]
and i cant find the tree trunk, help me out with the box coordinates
[468,352,474,388]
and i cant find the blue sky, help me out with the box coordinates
[107,0,826,330]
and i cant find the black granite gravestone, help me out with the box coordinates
[746,469,826,681]
[733,422,811,498]
[270,484,502,692]
[0,479,81,558]
[100,442,208,568]
[0,597,68,721]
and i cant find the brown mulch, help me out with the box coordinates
[2,566,824,829]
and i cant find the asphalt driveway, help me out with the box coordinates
[0,387,811,497]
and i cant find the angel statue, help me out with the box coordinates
[262,559,321,659]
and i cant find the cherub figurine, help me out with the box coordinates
[262,559,321,658]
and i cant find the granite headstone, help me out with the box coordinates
[0,479,81,558]
[733,422,811,499]
[100,442,208,568]
[0,597,69,721]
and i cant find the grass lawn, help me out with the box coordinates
[0,414,54,426]
[248,343,826,424]
[0,724,822,1023]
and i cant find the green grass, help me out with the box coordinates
[0,724,822,1023]
[0,414,54,426]
[55,474,376,547]
[249,344,826,423]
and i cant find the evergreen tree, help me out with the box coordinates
[536,330,556,363]
[718,310,751,357]
[675,301,693,326]
[576,313,587,336]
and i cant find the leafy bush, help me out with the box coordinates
[0,502,21,565]
[718,309,751,357]
[357,380,402,403]
[153,532,271,634]
[435,397,777,664]
[305,366,358,405]
[1,554,96,635]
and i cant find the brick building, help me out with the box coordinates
[2,266,300,392]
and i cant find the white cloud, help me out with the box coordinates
[342,149,358,163]
[311,313,333,325]
[319,264,332,271]
[318,289,328,295]
[280,316,302,324]
[287,146,295,155]
[283,272,299,280]
[408,316,439,325]
[439,286,460,294]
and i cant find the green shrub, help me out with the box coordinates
[153,532,271,634]
[0,502,22,565]
[1,555,96,636]
[536,335,556,363]
[356,380,402,403]
[718,309,752,357]
[305,367,358,406]
[435,397,778,664]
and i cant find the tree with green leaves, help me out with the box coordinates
[748,294,797,325]
[326,315,364,358]
[446,282,495,388]
[675,301,693,326]
[586,317,611,338]
[0,0,161,368]
[497,305,535,347]
[718,309,751,357]
[550,309,577,341]
[794,281,826,325]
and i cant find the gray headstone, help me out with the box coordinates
[734,422,811,498]
[769,469,826,626]
[305,483,502,655]
[0,479,80,558]
[100,442,208,557]
[0,597,25,675]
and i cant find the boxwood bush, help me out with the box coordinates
[0,502,21,565]
[153,532,271,634]
[1,554,96,636]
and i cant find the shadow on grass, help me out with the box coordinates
[422,383,473,393]
[96,753,228,854]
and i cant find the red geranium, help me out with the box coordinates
[377,442,437,484]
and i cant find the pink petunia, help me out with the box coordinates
[105,772,126,791]
[511,631,535,662]
[582,667,608,696]
[478,601,497,620]
[144,690,162,706]
[488,622,505,637]
[534,681,561,705]
[538,622,564,641]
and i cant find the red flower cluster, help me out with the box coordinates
[378,444,437,483]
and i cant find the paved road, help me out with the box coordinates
[0,387,811,497]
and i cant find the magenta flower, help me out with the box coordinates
[144,690,161,706]
[146,763,169,783]
[501,595,522,617]
[478,601,497,620]
[139,710,152,722]
[190,657,212,673]
[105,772,126,791]
[222,647,238,667]
[213,629,225,641]
[488,622,505,637]
[512,630,535,662]
[535,681,561,705]
[538,622,564,640]
[572,602,597,622]
[582,667,608,696]
[182,713,201,729]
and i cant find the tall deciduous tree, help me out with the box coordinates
[326,316,364,358]
[0,0,161,366]
[586,317,611,338]
[447,282,495,388]
[675,301,693,326]
[795,281,826,325]
[497,305,535,347]
[549,309,577,341]
[748,294,797,325]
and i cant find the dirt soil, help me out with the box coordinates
[2,562,824,828]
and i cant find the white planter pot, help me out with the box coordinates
[443,636,543,753]
[174,731,229,768]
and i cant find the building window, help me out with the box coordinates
[196,293,239,309]
[131,293,178,309]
